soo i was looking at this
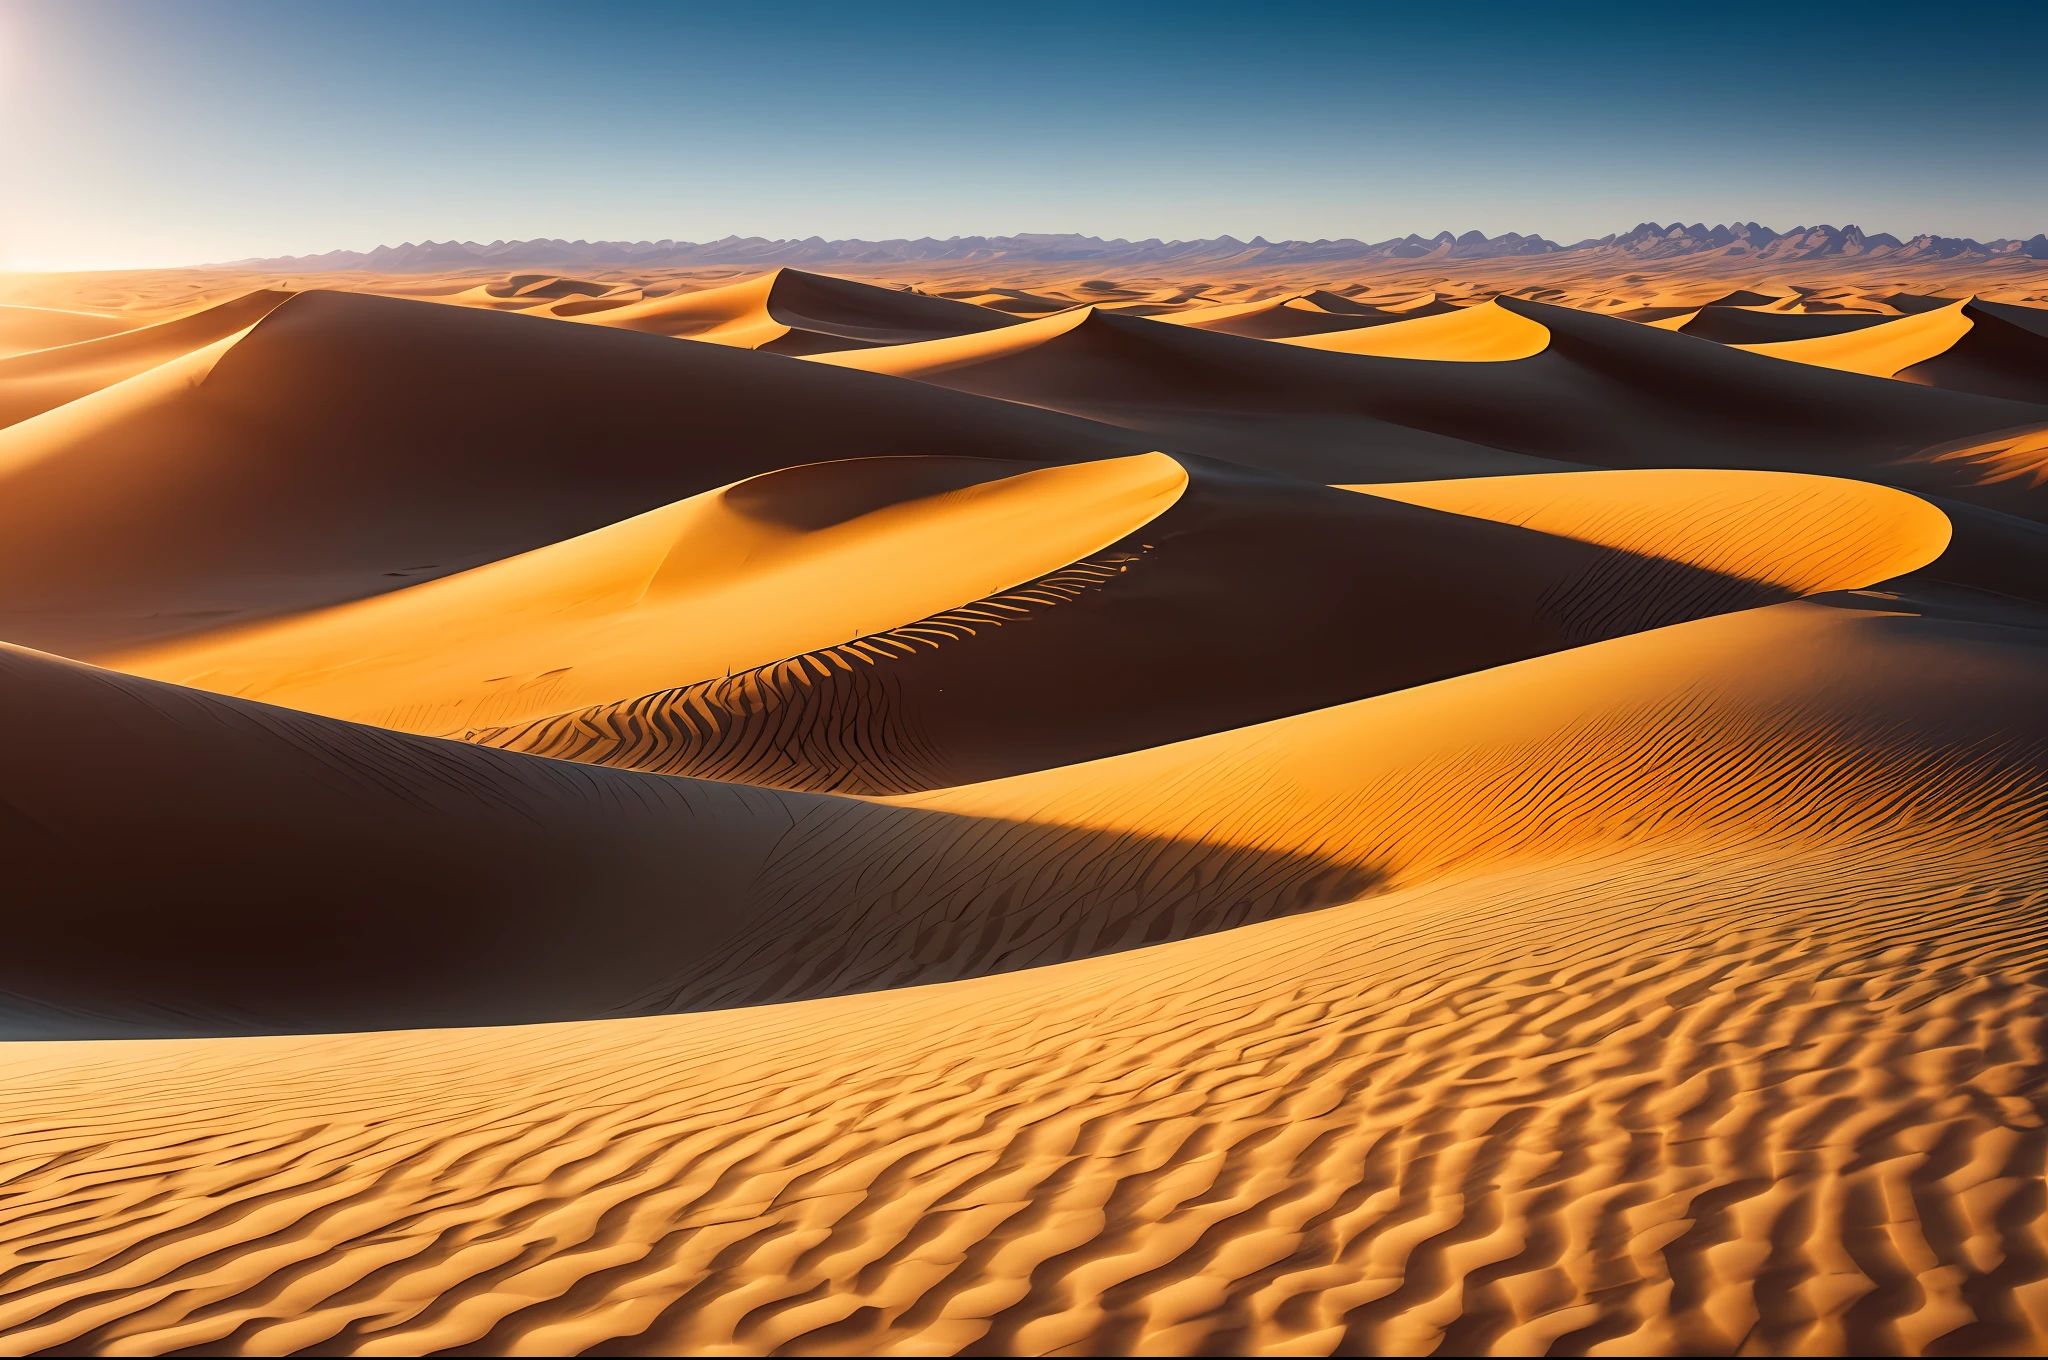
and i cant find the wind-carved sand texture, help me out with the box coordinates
[0,263,2045,1356]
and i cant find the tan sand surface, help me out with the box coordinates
[1,593,2045,1353]
[0,304,133,359]
[0,260,2044,1356]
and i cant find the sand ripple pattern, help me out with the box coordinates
[465,551,1144,794]
[0,829,2043,1355]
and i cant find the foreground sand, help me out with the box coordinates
[4,596,2046,1353]
[0,265,2044,1355]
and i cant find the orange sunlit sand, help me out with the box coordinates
[0,247,2045,1357]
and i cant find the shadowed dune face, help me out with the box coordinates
[1676,305,1895,343]
[572,267,1022,352]
[1898,299,2048,404]
[0,289,1145,656]
[1677,297,2048,405]
[4,261,2048,1355]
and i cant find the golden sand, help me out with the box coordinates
[0,262,2042,1355]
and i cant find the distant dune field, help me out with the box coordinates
[0,259,2043,1356]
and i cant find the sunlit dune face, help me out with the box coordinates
[0,262,2046,1357]
[110,452,1188,736]
[1281,299,1550,360]
[1903,421,2048,489]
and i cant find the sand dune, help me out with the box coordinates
[0,304,133,359]
[2,260,2046,1355]
[112,458,1945,794]
[0,289,1144,657]
[810,305,1583,481]
[1722,298,2048,405]
[0,289,289,429]
[436,275,640,316]
[112,454,1188,736]
[813,296,2041,486]
[572,267,1021,353]
[1281,300,1550,361]
[2,592,2044,1352]
[1711,298,2048,403]
[935,285,1077,314]
[456,464,1945,793]
[1349,468,1951,594]
[1158,290,1451,339]
[0,575,2012,1037]
[1671,306,1895,344]
[1899,299,2048,404]
[1737,300,1976,378]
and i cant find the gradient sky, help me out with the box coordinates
[2,0,2044,270]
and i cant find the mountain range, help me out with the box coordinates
[225,223,2048,273]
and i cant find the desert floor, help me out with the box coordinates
[0,257,2045,1355]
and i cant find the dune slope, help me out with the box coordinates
[0,537,1976,1041]
[1348,467,1951,594]
[1281,300,1550,361]
[812,307,1584,481]
[812,298,2042,487]
[1,592,2044,1353]
[461,465,1946,793]
[1158,291,1440,339]
[112,453,1189,736]
[1727,299,2048,407]
[1736,300,1975,378]
[0,289,289,430]
[0,289,1145,657]
[0,304,132,359]
[1898,300,2048,405]
[575,267,1021,353]
[1677,305,1896,344]
[2,263,2045,1357]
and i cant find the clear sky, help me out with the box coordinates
[2,0,2043,270]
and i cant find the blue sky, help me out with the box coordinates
[2,0,2043,269]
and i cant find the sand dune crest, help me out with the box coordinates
[574,267,1020,353]
[1347,468,1952,596]
[112,453,1187,735]
[1737,299,1976,377]
[461,463,1940,795]
[0,304,133,359]
[0,288,289,430]
[1282,299,1550,360]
